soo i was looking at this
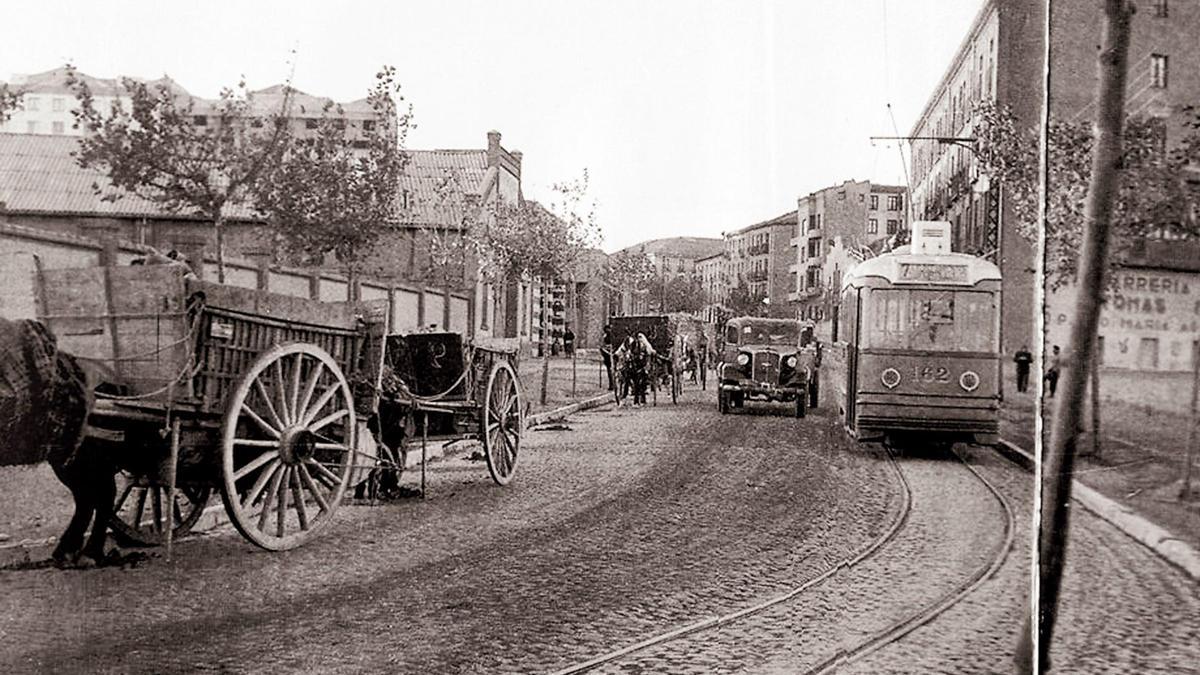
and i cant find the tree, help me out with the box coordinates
[647,274,706,314]
[0,84,21,123]
[975,101,1200,290]
[725,280,767,318]
[478,171,601,405]
[67,64,292,282]
[602,249,654,314]
[254,67,412,297]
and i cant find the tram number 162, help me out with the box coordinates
[913,365,950,383]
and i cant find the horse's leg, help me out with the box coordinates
[81,467,116,564]
[50,463,91,565]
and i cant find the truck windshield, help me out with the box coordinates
[739,323,800,346]
[863,289,996,352]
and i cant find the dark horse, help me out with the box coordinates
[1,317,114,567]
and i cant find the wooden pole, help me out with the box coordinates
[1029,3,1133,671]
[1090,336,1102,459]
[420,412,428,498]
[164,418,180,562]
[1182,339,1199,500]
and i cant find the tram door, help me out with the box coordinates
[843,289,861,431]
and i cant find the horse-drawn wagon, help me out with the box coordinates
[27,262,522,557]
[609,314,681,405]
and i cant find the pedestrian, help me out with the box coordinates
[563,326,575,356]
[1045,345,1061,397]
[1013,345,1033,393]
[601,324,615,391]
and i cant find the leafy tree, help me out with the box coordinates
[647,273,706,314]
[725,280,767,318]
[67,64,292,282]
[254,67,412,297]
[0,84,21,123]
[478,171,601,404]
[602,249,654,314]
[975,101,1200,290]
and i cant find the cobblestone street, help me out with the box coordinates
[2,388,1044,674]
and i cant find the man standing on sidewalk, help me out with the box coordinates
[1014,345,1033,393]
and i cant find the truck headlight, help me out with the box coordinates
[736,353,750,366]
[785,355,797,368]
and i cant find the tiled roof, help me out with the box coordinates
[0,133,257,220]
[399,149,492,225]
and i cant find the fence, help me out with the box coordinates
[0,221,475,335]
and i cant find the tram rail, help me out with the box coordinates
[549,442,1016,675]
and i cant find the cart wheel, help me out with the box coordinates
[220,343,355,551]
[110,473,211,547]
[482,360,523,486]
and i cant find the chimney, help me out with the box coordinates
[510,149,522,168]
[487,130,501,165]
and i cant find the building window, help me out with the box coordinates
[887,195,903,211]
[887,219,899,234]
[305,118,319,130]
[193,115,208,126]
[1151,54,1168,88]
[858,194,864,202]
[52,97,64,112]
[870,195,879,210]
[1154,0,1168,17]
[837,191,846,201]
[867,218,878,234]
[52,121,64,135]
[25,96,39,111]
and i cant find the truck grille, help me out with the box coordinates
[753,352,780,383]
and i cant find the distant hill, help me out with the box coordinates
[617,236,724,261]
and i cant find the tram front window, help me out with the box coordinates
[865,289,996,352]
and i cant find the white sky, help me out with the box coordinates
[1,0,983,252]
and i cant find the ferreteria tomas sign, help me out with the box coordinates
[1045,269,1200,372]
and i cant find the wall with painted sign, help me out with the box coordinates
[1045,269,1200,372]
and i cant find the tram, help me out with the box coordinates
[825,221,1001,447]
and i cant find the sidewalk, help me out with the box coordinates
[998,361,1200,556]
[518,350,612,414]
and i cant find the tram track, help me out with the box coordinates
[549,442,1016,675]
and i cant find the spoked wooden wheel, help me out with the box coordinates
[481,360,523,486]
[220,343,356,551]
[110,472,211,546]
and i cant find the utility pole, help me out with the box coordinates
[1021,2,1134,672]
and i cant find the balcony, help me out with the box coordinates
[747,269,769,282]
[747,242,770,256]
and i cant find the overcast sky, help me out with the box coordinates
[2,0,982,252]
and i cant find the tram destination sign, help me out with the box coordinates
[896,262,969,284]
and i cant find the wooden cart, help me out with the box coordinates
[36,264,386,552]
[610,315,678,405]
[374,332,523,492]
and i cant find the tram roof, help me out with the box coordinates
[842,248,1001,289]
